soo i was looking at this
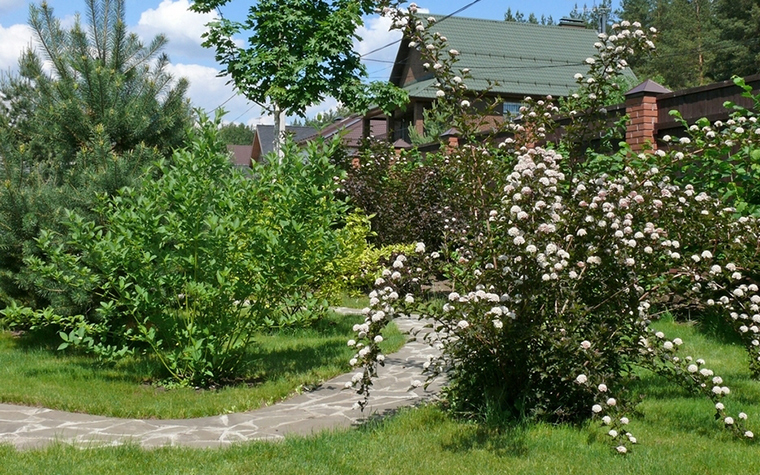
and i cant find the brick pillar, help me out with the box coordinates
[440,128,460,152]
[624,79,671,152]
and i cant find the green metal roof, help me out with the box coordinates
[391,15,630,99]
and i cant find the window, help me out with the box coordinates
[503,102,522,116]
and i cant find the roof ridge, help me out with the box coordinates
[427,14,597,31]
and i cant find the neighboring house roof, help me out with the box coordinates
[252,125,316,162]
[226,145,253,168]
[390,15,620,99]
[298,114,388,150]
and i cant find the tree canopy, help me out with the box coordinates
[618,0,760,89]
[190,0,407,153]
[218,122,255,145]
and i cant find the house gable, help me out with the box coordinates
[251,125,316,162]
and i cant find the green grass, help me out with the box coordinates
[336,291,370,309]
[3,317,760,474]
[0,311,404,419]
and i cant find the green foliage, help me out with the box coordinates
[345,6,760,454]
[618,0,759,88]
[191,0,407,130]
[407,103,451,146]
[655,77,760,215]
[0,0,192,308]
[568,0,613,30]
[2,113,350,387]
[218,122,255,145]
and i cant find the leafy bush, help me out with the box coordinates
[319,211,415,297]
[339,141,450,247]
[655,77,760,216]
[2,113,350,387]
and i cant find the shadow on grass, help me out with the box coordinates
[356,402,531,458]
[3,311,364,389]
[438,422,530,458]
[247,339,348,381]
[670,307,745,346]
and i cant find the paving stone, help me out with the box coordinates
[0,315,444,450]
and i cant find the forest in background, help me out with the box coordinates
[507,0,759,90]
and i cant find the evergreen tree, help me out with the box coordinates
[0,0,193,307]
[568,0,614,31]
[218,122,255,145]
[709,0,760,80]
[618,0,718,89]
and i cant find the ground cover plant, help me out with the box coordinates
[0,310,403,419]
[345,4,760,454]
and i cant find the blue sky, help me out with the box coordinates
[0,0,621,125]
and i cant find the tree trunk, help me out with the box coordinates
[273,104,286,162]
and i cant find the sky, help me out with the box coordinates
[0,0,620,126]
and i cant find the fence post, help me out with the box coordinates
[624,79,671,152]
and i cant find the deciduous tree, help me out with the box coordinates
[191,0,407,155]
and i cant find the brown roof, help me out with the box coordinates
[299,114,388,149]
[226,145,253,167]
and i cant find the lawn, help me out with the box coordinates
[0,310,404,419]
[2,316,760,474]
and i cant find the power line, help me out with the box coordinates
[229,103,257,123]
[213,93,237,112]
[359,0,484,59]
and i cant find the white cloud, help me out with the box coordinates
[0,24,33,72]
[135,0,217,60]
[165,62,268,124]
[354,14,402,65]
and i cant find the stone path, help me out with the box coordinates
[0,311,442,450]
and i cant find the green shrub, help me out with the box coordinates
[2,113,349,387]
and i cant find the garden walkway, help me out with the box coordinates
[0,311,441,450]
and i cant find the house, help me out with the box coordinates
[365,15,608,142]
[296,114,388,156]
[226,145,254,168]
[251,125,316,163]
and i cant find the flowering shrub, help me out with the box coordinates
[1,113,350,387]
[345,4,760,453]
[655,77,760,216]
[348,147,760,452]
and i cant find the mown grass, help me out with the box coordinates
[3,317,760,474]
[336,291,370,309]
[0,311,404,419]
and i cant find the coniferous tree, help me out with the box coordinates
[0,0,193,307]
[618,0,719,89]
[218,122,255,145]
[709,0,760,80]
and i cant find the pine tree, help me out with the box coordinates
[618,0,719,89]
[709,0,760,80]
[0,0,193,307]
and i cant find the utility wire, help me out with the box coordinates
[359,0,484,59]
